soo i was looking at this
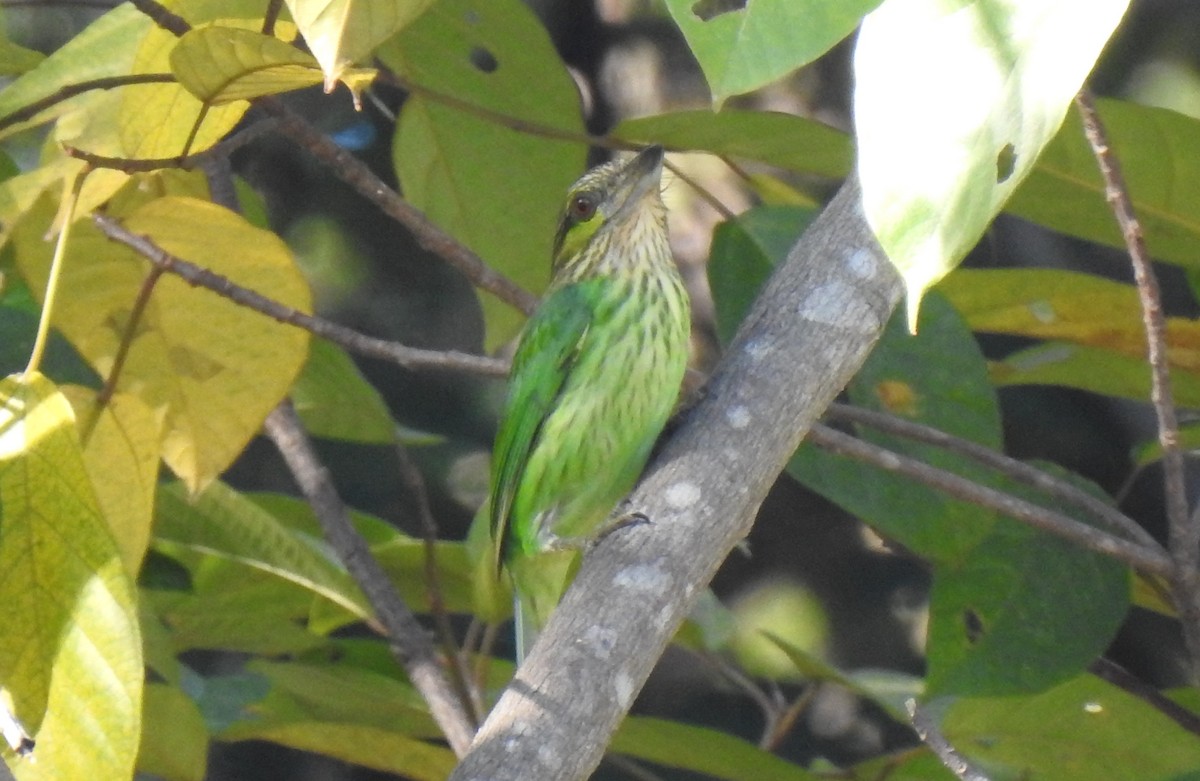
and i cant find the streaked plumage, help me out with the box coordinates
[489,146,691,659]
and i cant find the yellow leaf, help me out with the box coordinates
[171,26,325,104]
[14,196,311,492]
[0,372,142,780]
[286,0,435,88]
[64,386,164,577]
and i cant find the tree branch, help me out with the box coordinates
[260,98,539,317]
[91,213,506,377]
[1074,90,1200,675]
[263,402,476,756]
[448,177,901,779]
[825,403,1163,551]
[808,423,1172,577]
[907,699,991,781]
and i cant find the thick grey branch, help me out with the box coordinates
[448,177,901,780]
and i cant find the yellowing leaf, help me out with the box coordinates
[64,387,164,577]
[171,26,325,104]
[940,268,1200,370]
[286,0,435,88]
[14,196,311,492]
[0,372,142,780]
[120,21,248,158]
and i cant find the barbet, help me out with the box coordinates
[490,145,691,660]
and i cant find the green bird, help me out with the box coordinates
[489,145,691,660]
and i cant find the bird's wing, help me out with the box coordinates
[490,281,596,576]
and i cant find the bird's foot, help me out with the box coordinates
[593,510,651,546]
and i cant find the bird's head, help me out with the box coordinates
[550,145,666,274]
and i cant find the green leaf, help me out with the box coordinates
[170,25,326,104]
[944,674,1200,780]
[0,373,142,780]
[613,716,820,781]
[790,294,1004,561]
[0,30,44,76]
[248,491,479,618]
[708,205,815,345]
[925,509,1129,697]
[214,659,452,780]
[136,683,209,781]
[665,0,882,107]
[854,0,1130,329]
[1008,98,1200,271]
[285,0,435,87]
[147,565,329,654]
[382,0,587,348]
[613,109,851,181]
[291,338,396,444]
[155,481,372,621]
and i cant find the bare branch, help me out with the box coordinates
[0,74,175,134]
[127,0,189,35]
[263,402,475,756]
[64,118,279,172]
[260,98,539,317]
[808,423,1173,577]
[907,699,991,781]
[826,402,1162,551]
[91,212,507,377]
[1075,90,1200,675]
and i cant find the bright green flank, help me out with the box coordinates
[489,145,692,660]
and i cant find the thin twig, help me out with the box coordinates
[260,97,539,317]
[1075,90,1200,676]
[907,699,991,781]
[826,402,1162,551]
[91,212,507,377]
[65,118,279,173]
[261,0,284,36]
[1088,658,1200,737]
[127,0,189,35]
[808,423,1174,577]
[0,74,176,134]
[263,402,475,756]
[395,442,480,726]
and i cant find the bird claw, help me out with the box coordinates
[594,510,651,545]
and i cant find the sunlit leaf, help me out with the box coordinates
[171,25,325,103]
[285,0,435,87]
[63,387,164,577]
[0,373,142,780]
[14,195,311,491]
[855,0,1130,329]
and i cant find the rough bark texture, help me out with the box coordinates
[449,176,902,780]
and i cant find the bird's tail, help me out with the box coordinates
[510,549,579,663]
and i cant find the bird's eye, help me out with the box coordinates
[569,194,598,222]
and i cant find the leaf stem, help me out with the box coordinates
[24,167,88,378]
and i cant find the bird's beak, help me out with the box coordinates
[613,145,665,219]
